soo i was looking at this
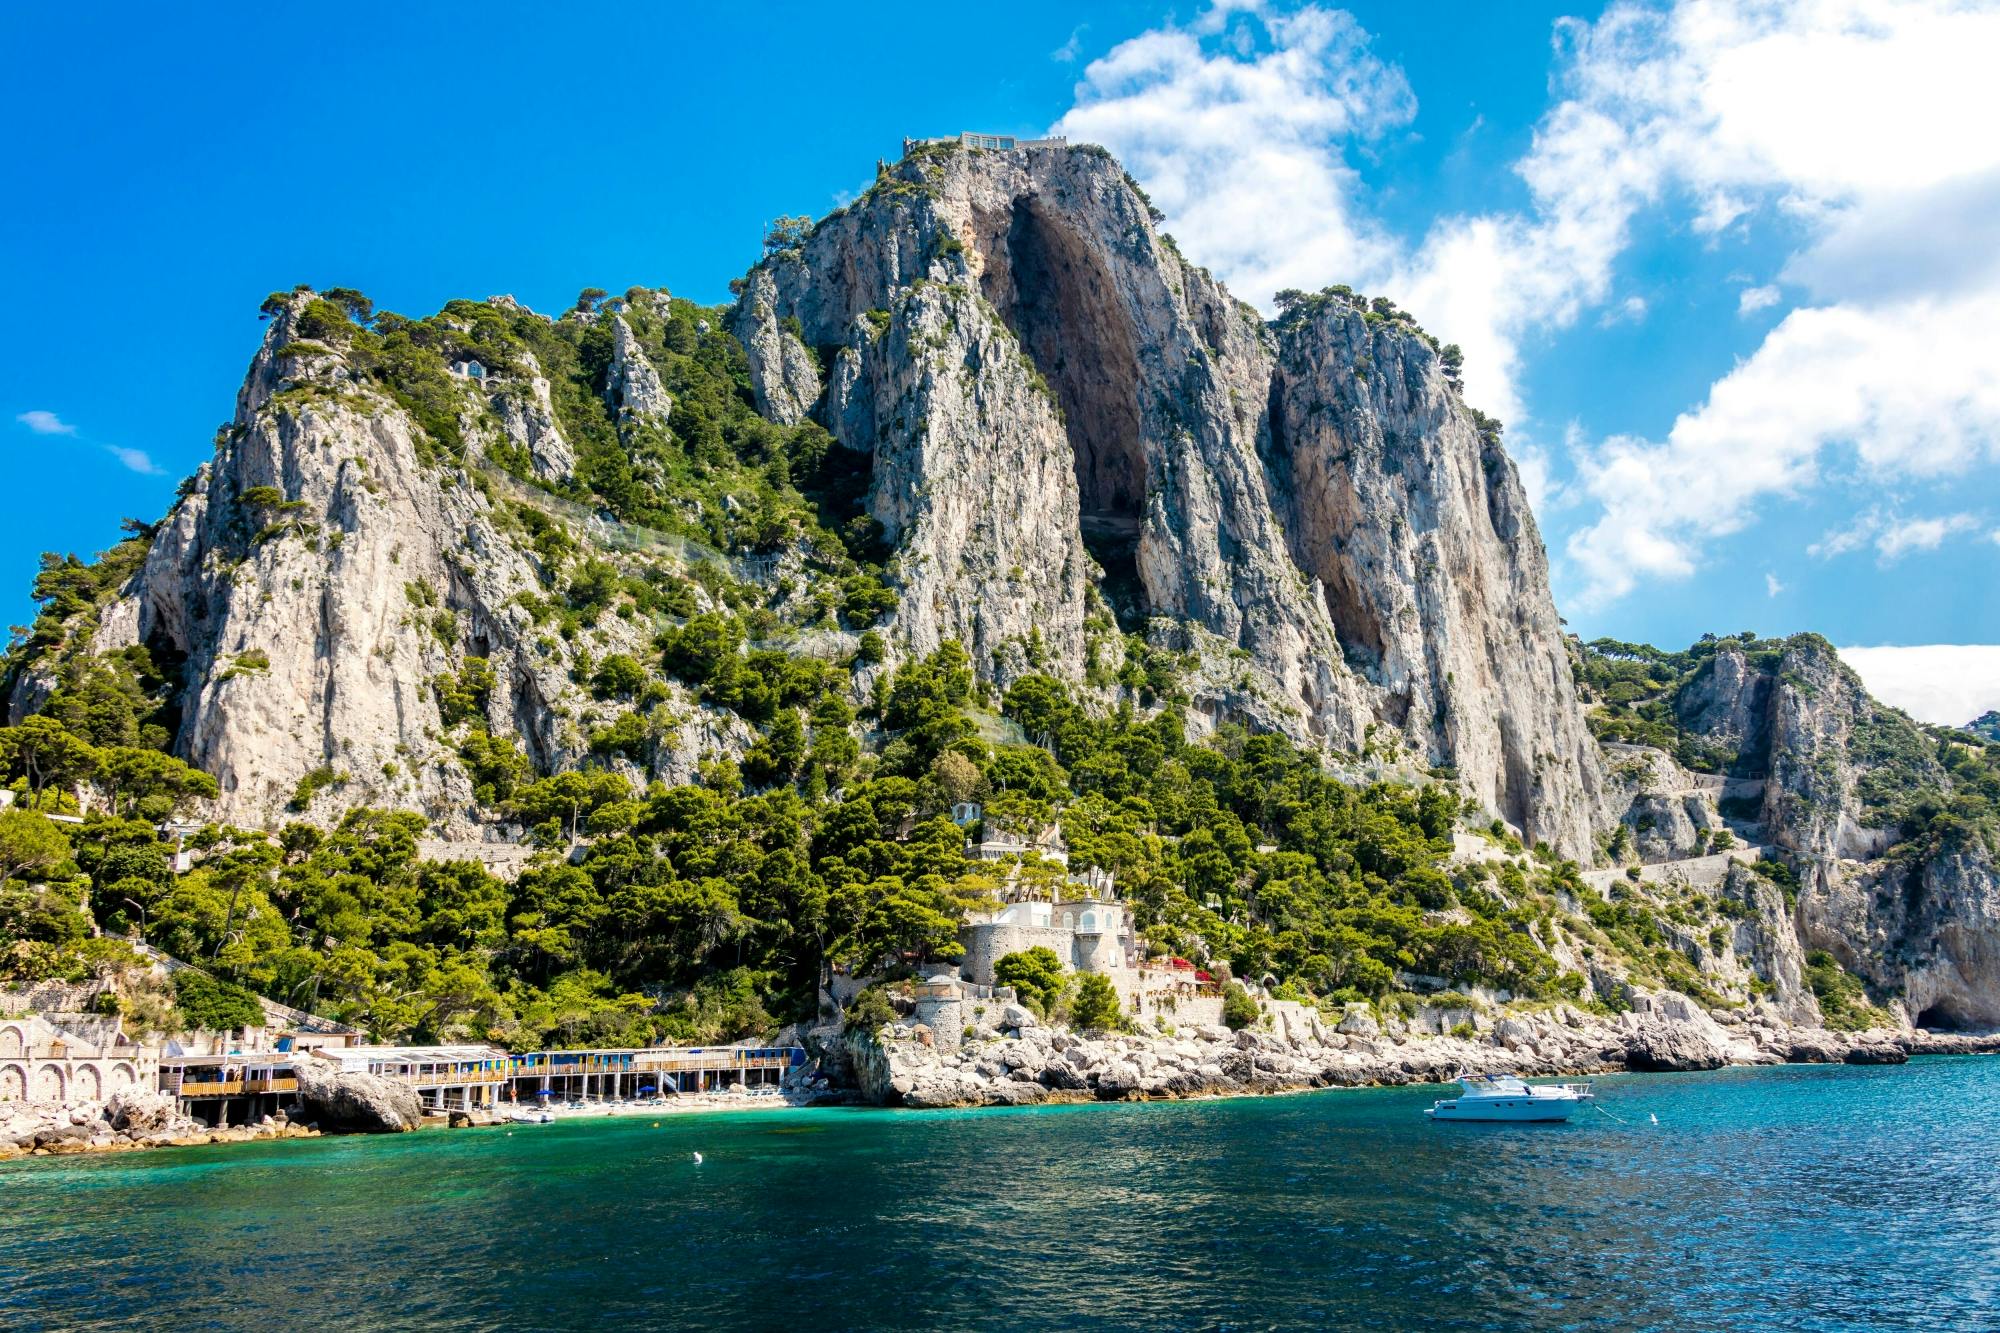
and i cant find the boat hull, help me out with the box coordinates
[1426,1099,1583,1123]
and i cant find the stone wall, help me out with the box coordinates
[961,923,1074,987]
[0,1017,156,1104]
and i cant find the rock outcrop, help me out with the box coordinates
[735,142,1601,854]
[49,291,747,834]
[833,984,1985,1110]
[0,1090,317,1160]
[292,1057,424,1133]
[1672,637,2000,1029]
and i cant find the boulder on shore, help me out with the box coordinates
[292,1059,423,1132]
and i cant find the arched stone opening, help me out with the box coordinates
[978,195,1150,628]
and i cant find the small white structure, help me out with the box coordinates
[903,131,1068,154]
[913,972,967,1040]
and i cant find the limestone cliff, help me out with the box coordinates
[734,142,1601,855]
[1671,638,2000,1028]
[54,292,750,835]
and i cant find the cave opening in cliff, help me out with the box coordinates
[981,195,1149,628]
[1915,1001,1977,1032]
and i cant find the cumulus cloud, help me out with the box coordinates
[1874,512,1981,561]
[1840,644,2000,727]
[15,409,77,436]
[1548,0,2000,607]
[1764,571,1783,597]
[1053,4,1413,323]
[104,445,164,476]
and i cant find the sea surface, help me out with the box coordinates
[4,1057,1997,1331]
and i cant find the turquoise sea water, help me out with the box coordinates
[4,1058,1998,1331]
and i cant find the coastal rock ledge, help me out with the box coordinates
[833,1001,1992,1109]
[292,1060,425,1133]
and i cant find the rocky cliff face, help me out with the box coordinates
[734,143,1601,854]
[63,293,746,835]
[1674,638,2000,1028]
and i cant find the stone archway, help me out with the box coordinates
[31,1064,64,1102]
[0,1024,23,1058]
[74,1064,102,1103]
[0,1064,25,1100]
[110,1062,136,1093]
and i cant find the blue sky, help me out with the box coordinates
[4,2,1996,721]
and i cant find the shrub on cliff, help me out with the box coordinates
[844,984,896,1034]
[1071,972,1127,1033]
[1221,982,1259,1031]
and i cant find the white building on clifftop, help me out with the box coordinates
[903,131,1068,155]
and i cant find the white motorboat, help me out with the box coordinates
[1425,1072,1594,1122]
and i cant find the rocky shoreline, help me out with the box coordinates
[0,1090,320,1161]
[10,1005,1997,1164]
[813,993,2000,1110]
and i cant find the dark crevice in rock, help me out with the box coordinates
[978,194,1149,626]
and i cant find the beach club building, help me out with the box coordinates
[323,1045,511,1113]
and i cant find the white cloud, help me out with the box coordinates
[1053,5,1413,323]
[1764,571,1783,597]
[15,409,77,436]
[1052,25,1087,63]
[1738,284,1780,314]
[1546,0,2000,607]
[1839,644,2000,727]
[104,446,163,476]
[1875,512,1981,561]
[1808,506,1984,564]
[1600,295,1648,326]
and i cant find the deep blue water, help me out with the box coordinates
[4,1058,1997,1331]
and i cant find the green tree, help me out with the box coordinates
[0,808,71,887]
[994,946,1065,1014]
[1221,981,1259,1030]
[1071,971,1126,1033]
[172,969,268,1032]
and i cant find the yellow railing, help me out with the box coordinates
[174,1078,299,1098]
[394,1069,508,1087]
